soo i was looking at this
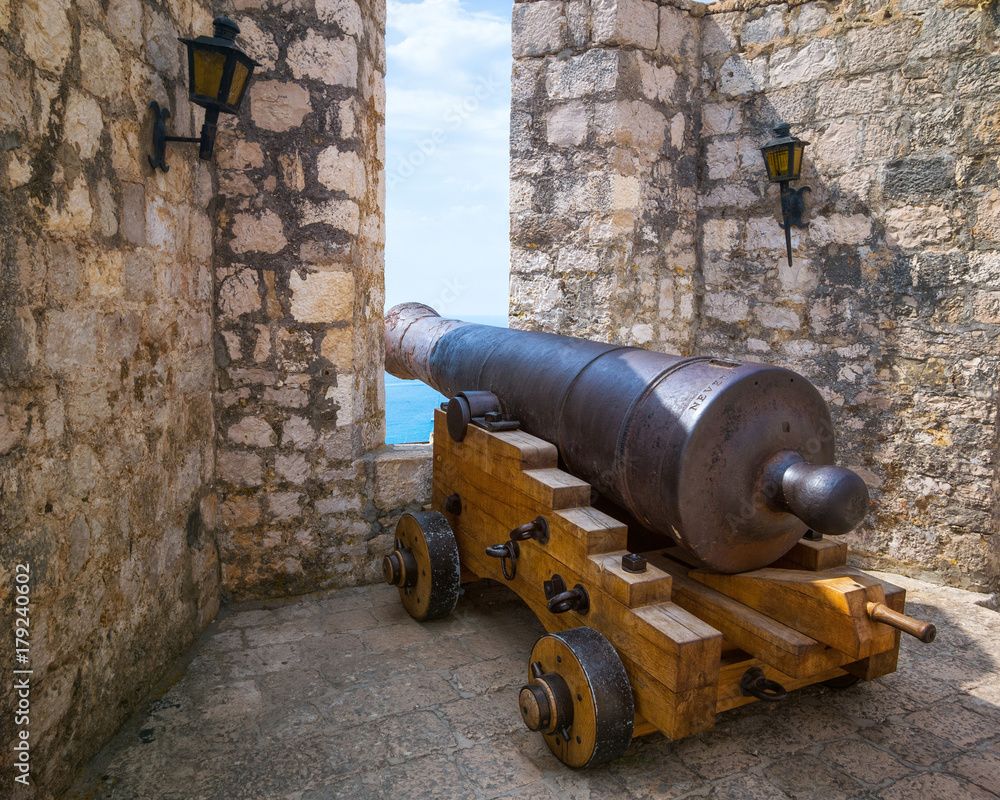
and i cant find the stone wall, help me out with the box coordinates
[210,0,428,600]
[0,0,220,795]
[509,0,1000,591]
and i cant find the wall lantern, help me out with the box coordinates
[760,123,810,267]
[148,17,260,172]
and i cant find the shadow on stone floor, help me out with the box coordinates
[65,576,1000,800]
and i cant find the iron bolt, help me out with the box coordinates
[621,553,647,573]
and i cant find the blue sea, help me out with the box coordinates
[385,314,508,444]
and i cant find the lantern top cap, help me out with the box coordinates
[179,17,260,67]
[762,122,809,150]
[213,17,240,40]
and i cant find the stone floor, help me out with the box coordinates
[66,574,1000,800]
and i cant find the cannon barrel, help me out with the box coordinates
[385,302,869,573]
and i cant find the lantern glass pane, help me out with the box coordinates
[766,148,787,180]
[193,49,227,99]
[227,61,251,107]
[792,144,803,179]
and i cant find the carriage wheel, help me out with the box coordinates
[382,510,461,621]
[518,627,634,768]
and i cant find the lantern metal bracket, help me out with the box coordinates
[777,182,810,267]
[779,182,811,230]
[148,101,220,173]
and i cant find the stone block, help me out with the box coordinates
[756,305,800,331]
[556,247,599,273]
[218,269,261,319]
[275,452,311,484]
[321,327,354,368]
[593,0,658,51]
[374,445,432,510]
[566,0,588,47]
[745,218,788,253]
[80,26,125,100]
[219,450,263,486]
[511,1,565,57]
[701,218,740,253]
[742,8,786,44]
[233,17,279,70]
[64,91,103,159]
[221,495,261,529]
[251,81,312,132]
[910,7,979,61]
[144,8,181,78]
[107,0,141,46]
[288,31,358,87]
[704,291,749,324]
[547,101,587,147]
[283,415,317,449]
[546,49,620,100]
[45,309,97,372]
[777,257,818,295]
[316,146,366,197]
[770,40,838,90]
[228,417,277,448]
[112,183,141,248]
[884,157,956,201]
[638,58,677,104]
[974,189,1000,244]
[718,55,766,97]
[611,101,665,157]
[812,119,859,171]
[316,0,363,35]
[289,270,354,323]
[790,3,828,35]
[511,247,551,274]
[885,205,956,249]
[300,198,361,236]
[844,21,915,74]
[701,12,737,57]
[264,386,309,408]
[702,103,742,136]
[816,75,890,117]
[231,211,288,255]
[217,138,265,171]
[268,491,303,521]
[20,0,71,73]
[807,214,872,247]
[706,139,738,180]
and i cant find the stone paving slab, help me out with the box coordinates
[65,574,1000,800]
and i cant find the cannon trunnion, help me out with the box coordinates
[382,304,935,768]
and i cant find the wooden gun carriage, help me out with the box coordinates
[381,304,936,768]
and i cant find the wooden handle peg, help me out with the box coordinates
[866,602,936,643]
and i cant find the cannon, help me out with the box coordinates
[382,303,936,767]
[385,302,870,573]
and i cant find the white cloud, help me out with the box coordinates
[385,0,512,316]
[387,0,509,78]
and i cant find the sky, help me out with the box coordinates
[384,0,513,319]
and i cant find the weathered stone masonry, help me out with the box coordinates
[211,0,429,601]
[509,0,1000,592]
[1,0,220,795]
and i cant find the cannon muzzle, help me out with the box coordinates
[385,302,869,573]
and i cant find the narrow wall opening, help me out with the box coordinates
[383,0,513,443]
